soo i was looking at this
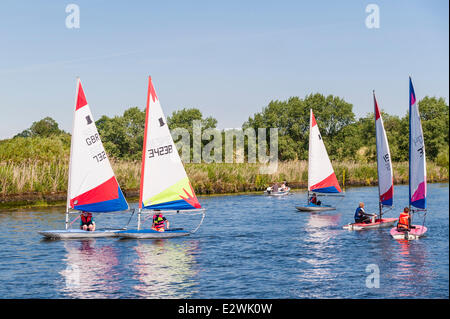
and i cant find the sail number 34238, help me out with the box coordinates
[148,145,173,158]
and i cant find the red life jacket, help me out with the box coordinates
[310,196,317,204]
[397,211,410,229]
[153,214,165,230]
[81,213,93,224]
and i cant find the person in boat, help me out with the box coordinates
[354,202,372,224]
[309,193,321,206]
[396,207,416,232]
[280,181,288,191]
[80,211,96,231]
[272,183,279,193]
[152,210,170,232]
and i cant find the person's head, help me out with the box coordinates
[312,193,316,197]
[403,207,410,213]
[82,211,88,215]
[359,202,364,208]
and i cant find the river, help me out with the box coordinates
[0,183,448,298]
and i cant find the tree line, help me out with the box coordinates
[1,93,448,167]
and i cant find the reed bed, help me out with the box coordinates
[0,159,447,199]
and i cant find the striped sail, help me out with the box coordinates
[67,79,128,213]
[374,92,393,206]
[139,76,201,210]
[409,77,427,209]
[308,109,342,193]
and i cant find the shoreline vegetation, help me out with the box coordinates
[1,93,448,209]
[1,160,448,209]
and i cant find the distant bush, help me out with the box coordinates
[0,135,70,163]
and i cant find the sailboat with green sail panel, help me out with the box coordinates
[117,77,206,239]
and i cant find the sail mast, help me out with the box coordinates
[373,91,382,218]
[138,76,152,230]
[66,78,79,229]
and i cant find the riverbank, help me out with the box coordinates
[1,160,448,209]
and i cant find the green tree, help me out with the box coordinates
[417,96,449,161]
[14,117,64,138]
[244,93,355,161]
[96,107,146,160]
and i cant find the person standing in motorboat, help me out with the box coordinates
[80,211,96,231]
[354,202,374,224]
[152,210,170,232]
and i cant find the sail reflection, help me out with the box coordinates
[294,213,341,297]
[392,239,430,298]
[60,240,119,298]
[133,240,199,298]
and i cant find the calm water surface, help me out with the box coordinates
[0,184,448,298]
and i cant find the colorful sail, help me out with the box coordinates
[67,79,128,212]
[139,76,201,210]
[308,109,342,193]
[374,92,393,206]
[409,77,427,209]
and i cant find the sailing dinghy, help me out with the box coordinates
[390,77,427,240]
[116,77,206,239]
[39,79,132,239]
[343,92,397,230]
[296,109,343,212]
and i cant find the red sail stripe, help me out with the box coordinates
[310,172,342,193]
[76,81,88,110]
[70,176,119,208]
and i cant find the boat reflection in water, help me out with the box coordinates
[60,240,120,298]
[133,240,200,298]
[294,213,342,298]
[390,239,431,298]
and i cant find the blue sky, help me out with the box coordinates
[0,0,448,138]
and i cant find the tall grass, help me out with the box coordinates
[0,159,447,198]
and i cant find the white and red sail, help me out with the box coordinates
[374,92,393,206]
[139,76,201,210]
[409,77,427,209]
[67,79,128,212]
[308,109,342,193]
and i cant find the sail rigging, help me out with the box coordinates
[373,91,394,209]
[408,77,427,210]
[139,76,201,211]
[67,78,128,213]
[308,109,342,194]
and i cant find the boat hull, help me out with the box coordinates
[343,218,398,230]
[296,204,336,212]
[116,229,190,239]
[265,188,290,196]
[390,225,427,240]
[38,229,121,239]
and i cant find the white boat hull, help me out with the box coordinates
[39,229,122,239]
[296,205,336,212]
[265,188,290,196]
[116,229,190,239]
[343,218,397,230]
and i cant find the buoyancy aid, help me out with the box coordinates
[80,213,93,225]
[153,214,166,230]
[397,211,410,230]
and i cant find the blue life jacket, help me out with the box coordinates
[354,207,364,220]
